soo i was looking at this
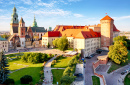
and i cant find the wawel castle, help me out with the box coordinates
[7,6,120,56]
[42,15,120,57]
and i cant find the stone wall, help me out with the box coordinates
[93,60,107,85]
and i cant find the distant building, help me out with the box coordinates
[42,15,120,57]
[120,32,130,39]
[0,36,8,52]
[8,6,47,49]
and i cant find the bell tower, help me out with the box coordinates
[10,5,19,35]
[18,17,26,47]
[32,15,38,27]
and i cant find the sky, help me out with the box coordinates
[0,0,130,31]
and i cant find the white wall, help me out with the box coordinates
[20,38,25,47]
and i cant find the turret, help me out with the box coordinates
[32,15,38,27]
[100,15,114,47]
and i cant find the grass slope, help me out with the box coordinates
[92,76,100,85]
[124,73,130,85]
[107,50,130,73]
[52,57,73,68]
[9,59,43,84]
[51,69,64,84]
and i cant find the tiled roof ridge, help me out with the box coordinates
[101,15,114,20]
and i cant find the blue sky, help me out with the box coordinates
[0,0,130,31]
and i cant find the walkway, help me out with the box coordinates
[42,56,56,85]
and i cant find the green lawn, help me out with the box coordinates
[8,59,43,85]
[52,57,73,68]
[51,69,64,84]
[124,73,130,85]
[92,76,100,85]
[107,50,130,73]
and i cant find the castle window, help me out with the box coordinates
[3,45,4,47]
[22,33,23,35]
[41,34,42,37]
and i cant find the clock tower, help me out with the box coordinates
[10,5,19,35]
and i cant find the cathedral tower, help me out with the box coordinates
[100,15,114,47]
[18,17,26,47]
[32,15,38,27]
[10,5,19,35]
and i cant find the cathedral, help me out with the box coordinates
[8,6,47,49]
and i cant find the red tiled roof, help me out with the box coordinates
[43,31,61,37]
[113,24,120,32]
[101,15,113,20]
[53,25,87,32]
[75,29,101,39]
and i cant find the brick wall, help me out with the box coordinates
[93,60,107,85]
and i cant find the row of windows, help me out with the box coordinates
[3,45,7,47]
[2,42,7,44]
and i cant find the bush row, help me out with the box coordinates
[60,54,80,85]
[21,53,54,64]
[51,55,63,66]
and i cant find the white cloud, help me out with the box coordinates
[0,16,10,19]
[38,0,41,1]
[74,14,84,17]
[113,15,130,20]
[31,9,71,16]
[21,0,32,5]
[68,0,81,2]
[37,1,57,7]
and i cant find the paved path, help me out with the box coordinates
[97,64,130,85]
[42,56,56,85]
[84,55,98,85]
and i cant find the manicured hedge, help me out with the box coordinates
[20,75,32,84]
[60,54,80,85]
[21,53,54,64]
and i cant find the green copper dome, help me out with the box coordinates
[11,6,19,24]
[32,15,38,27]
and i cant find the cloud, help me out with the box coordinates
[113,15,130,20]
[74,14,84,17]
[68,0,81,2]
[21,0,32,5]
[37,1,57,7]
[31,9,71,16]
[0,16,10,19]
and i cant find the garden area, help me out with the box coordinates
[51,69,64,84]
[124,72,130,85]
[107,50,130,73]
[51,54,81,85]
[92,76,100,85]
[6,52,54,85]
[51,55,73,68]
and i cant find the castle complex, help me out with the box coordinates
[42,15,120,57]
[8,6,47,49]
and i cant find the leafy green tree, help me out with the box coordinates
[53,38,59,47]
[57,36,69,51]
[60,76,75,85]
[113,36,127,47]
[108,41,128,64]
[47,43,50,48]
[0,51,9,84]
[1,34,10,39]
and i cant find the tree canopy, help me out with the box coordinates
[108,36,128,64]
[1,34,10,39]
[53,36,69,51]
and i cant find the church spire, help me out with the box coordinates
[32,15,38,27]
[11,5,19,24]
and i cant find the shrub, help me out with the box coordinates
[55,55,63,60]
[4,78,15,85]
[20,75,33,84]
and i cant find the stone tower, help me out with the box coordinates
[10,5,19,35]
[32,15,38,27]
[100,15,114,47]
[18,17,26,47]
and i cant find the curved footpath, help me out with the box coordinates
[42,56,56,85]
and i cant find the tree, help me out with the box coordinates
[57,36,69,51]
[53,38,59,47]
[47,43,50,48]
[0,51,9,84]
[108,40,128,64]
[1,34,10,39]
[113,36,127,47]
